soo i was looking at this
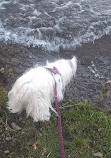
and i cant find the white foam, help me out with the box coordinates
[0,22,111,52]
[52,1,72,12]
[0,0,10,9]
[32,10,41,16]
[88,61,104,79]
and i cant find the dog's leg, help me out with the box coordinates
[56,76,64,102]
[26,97,51,122]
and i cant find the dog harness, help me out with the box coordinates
[45,66,65,158]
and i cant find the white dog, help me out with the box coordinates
[8,57,77,122]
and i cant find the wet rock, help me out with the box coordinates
[4,150,10,154]
[0,67,5,73]
[92,152,103,157]
[6,136,12,141]
[11,122,22,131]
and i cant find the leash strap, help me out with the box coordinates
[54,82,65,158]
[45,66,65,158]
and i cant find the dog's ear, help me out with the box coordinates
[71,56,77,65]
[71,56,77,76]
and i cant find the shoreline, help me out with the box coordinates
[0,35,111,110]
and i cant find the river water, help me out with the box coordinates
[0,0,111,51]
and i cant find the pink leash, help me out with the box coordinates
[45,66,65,158]
[54,82,65,158]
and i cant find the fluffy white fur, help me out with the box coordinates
[8,57,77,122]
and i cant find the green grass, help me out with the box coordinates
[0,87,111,158]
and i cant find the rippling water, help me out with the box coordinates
[0,0,111,51]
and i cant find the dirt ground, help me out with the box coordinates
[0,35,111,110]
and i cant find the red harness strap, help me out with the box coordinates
[45,66,65,158]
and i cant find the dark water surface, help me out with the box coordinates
[0,0,111,51]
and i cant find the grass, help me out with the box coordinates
[0,87,111,158]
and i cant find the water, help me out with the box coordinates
[0,0,111,51]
